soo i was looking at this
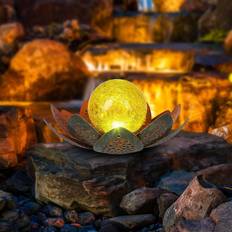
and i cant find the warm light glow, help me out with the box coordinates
[82,48,194,74]
[88,79,147,133]
[229,73,232,83]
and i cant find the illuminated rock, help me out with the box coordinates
[0,22,24,52]
[88,79,147,133]
[0,39,88,101]
[154,0,186,12]
[113,13,198,43]
[0,107,36,168]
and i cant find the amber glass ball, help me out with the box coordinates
[88,79,147,133]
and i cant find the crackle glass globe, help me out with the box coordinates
[88,79,147,133]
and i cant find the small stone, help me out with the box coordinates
[60,224,78,232]
[21,201,41,215]
[40,226,57,232]
[46,218,65,228]
[0,221,14,232]
[43,204,63,217]
[163,176,226,232]
[6,170,32,194]
[1,209,19,222]
[64,210,79,223]
[157,192,178,218]
[79,212,95,225]
[79,225,97,232]
[0,190,16,210]
[210,201,232,232]
[109,214,156,230]
[120,187,165,215]
[157,171,195,195]
[16,211,30,229]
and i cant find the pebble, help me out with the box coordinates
[60,224,78,232]
[79,212,95,225]
[43,204,63,217]
[46,218,65,228]
[64,210,79,223]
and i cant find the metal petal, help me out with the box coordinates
[50,104,72,135]
[94,127,144,155]
[67,114,101,146]
[138,111,173,146]
[171,104,181,123]
[146,119,188,148]
[44,120,91,149]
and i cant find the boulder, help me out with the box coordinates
[27,132,232,216]
[0,39,88,101]
[120,187,165,215]
[163,176,226,231]
[0,107,36,168]
[210,201,232,232]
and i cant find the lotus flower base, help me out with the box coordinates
[45,105,187,155]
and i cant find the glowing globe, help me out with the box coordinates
[88,79,147,133]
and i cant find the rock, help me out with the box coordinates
[27,132,232,216]
[79,212,95,225]
[181,0,209,12]
[41,226,57,232]
[198,0,232,35]
[64,210,79,223]
[100,220,128,232]
[154,0,185,12]
[0,107,36,168]
[175,218,215,232]
[0,39,88,101]
[210,201,232,232]
[60,225,78,232]
[0,190,16,211]
[15,0,113,36]
[21,201,41,215]
[42,204,63,217]
[120,187,165,215]
[6,170,33,193]
[79,225,97,232]
[163,176,226,232]
[0,22,24,53]
[155,131,232,171]
[109,214,155,230]
[46,218,65,228]
[157,193,178,218]
[157,171,195,195]
[1,209,19,222]
[113,12,198,43]
[197,164,232,196]
[0,221,14,232]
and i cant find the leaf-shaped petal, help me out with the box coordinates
[94,127,144,155]
[50,104,72,135]
[171,104,181,123]
[146,119,188,148]
[44,120,91,149]
[138,111,173,146]
[67,114,100,146]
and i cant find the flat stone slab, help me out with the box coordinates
[27,131,232,216]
